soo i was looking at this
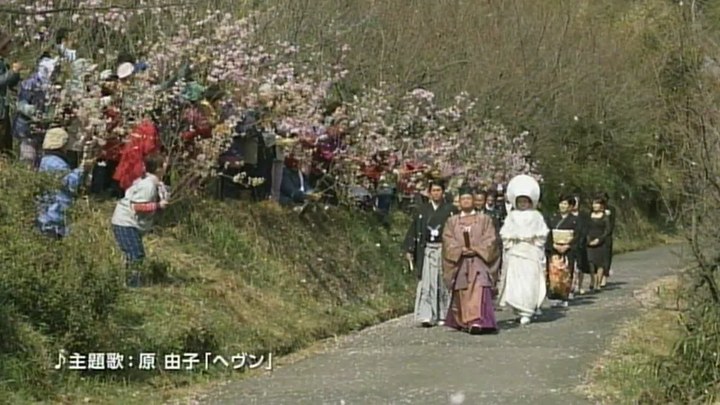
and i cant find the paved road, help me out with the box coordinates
[205,245,684,405]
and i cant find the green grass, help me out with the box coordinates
[613,232,680,255]
[612,205,680,255]
[0,159,416,403]
[582,276,682,404]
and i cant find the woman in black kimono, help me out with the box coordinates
[572,195,592,294]
[599,191,616,287]
[586,195,612,291]
[545,195,579,306]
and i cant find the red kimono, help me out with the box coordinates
[113,120,161,190]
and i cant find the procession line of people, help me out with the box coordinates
[404,174,616,333]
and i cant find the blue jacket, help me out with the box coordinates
[37,153,85,237]
[13,72,49,139]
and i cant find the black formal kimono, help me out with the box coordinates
[403,199,457,324]
[403,200,457,279]
[587,212,612,271]
[604,205,616,275]
[572,210,591,274]
[545,212,579,301]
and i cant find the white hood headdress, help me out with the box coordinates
[506,174,541,209]
[500,174,548,242]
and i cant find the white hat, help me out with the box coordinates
[506,174,541,209]
[42,128,70,150]
[116,62,135,79]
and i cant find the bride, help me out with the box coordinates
[498,175,549,325]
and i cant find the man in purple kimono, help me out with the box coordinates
[443,186,500,334]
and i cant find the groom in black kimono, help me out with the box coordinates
[403,179,458,326]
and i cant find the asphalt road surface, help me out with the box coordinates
[205,245,683,405]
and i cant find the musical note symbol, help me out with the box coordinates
[54,350,67,370]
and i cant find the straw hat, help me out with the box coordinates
[116,62,135,79]
[42,128,70,150]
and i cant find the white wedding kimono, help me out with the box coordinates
[498,209,549,318]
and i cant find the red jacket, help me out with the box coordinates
[113,120,161,190]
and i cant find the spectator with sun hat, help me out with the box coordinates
[36,127,95,238]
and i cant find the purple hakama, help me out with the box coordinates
[445,286,497,332]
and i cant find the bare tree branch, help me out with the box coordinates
[0,2,192,16]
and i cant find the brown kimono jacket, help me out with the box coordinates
[442,211,499,324]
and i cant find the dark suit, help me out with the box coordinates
[403,201,457,279]
[605,205,616,274]
[279,166,310,206]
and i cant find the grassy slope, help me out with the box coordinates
[0,160,414,403]
[582,276,682,404]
